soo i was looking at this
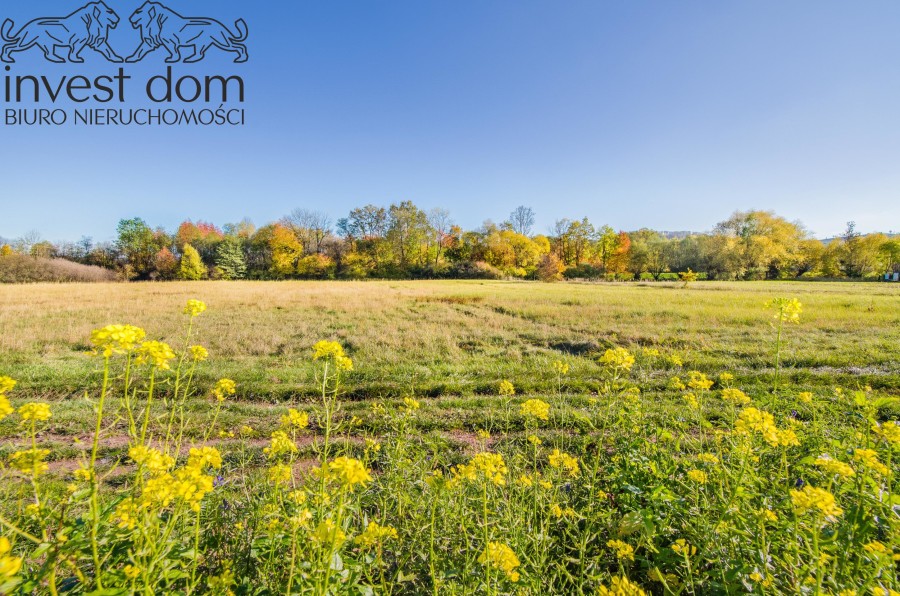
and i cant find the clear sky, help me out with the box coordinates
[2,0,899,243]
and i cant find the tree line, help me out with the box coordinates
[2,205,898,282]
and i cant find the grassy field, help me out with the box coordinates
[0,280,898,594]
[2,280,898,401]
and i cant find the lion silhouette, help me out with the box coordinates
[126,2,248,64]
[1,2,123,63]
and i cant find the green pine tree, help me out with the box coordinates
[215,236,248,280]
[178,244,206,280]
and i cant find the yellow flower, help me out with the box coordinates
[9,448,50,476]
[0,376,16,394]
[478,542,521,582]
[671,539,696,557]
[597,576,647,595]
[90,324,146,357]
[814,455,855,478]
[734,407,797,447]
[552,360,570,375]
[607,539,635,561]
[402,397,421,413]
[453,452,508,486]
[312,340,353,370]
[264,431,298,459]
[682,393,699,409]
[686,469,708,484]
[310,519,347,548]
[213,378,237,401]
[517,474,534,487]
[790,485,842,520]
[184,299,207,317]
[872,421,900,446]
[280,408,309,429]
[476,429,491,440]
[498,380,516,396]
[321,456,373,489]
[721,388,750,405]
[527,434,542,446]
[520,399,550,422]
[719,372,734,384]
[687,371,713,391]
[115,499,139,530]
[696,453,719,465]
[267,463,292,484]
[599,348,635,372]
[766,297,802,323]
[668,354,684,367]
[668,376,686,391]
[853,449,890,476]
[135,341,176,370]
[0,537,23,582]
[239,425,254,437]
[189,345,209,361]
[356,521,398,548]
[797,391,813,404]
[0,395,12,422]
[863,541,887,555]
[129,445,175,475]
[187,446,222,471]
[172,465,215,512]
[758,508,778,523]
[548,449,580,477]
[18,402,51,422]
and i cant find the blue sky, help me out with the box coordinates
[2,0,899,243]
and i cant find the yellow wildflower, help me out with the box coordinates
[597,576,647,596]
[184,299,207,317]
[213,378,237,401]
[498,380,516,396]
[766,297,802,323]
[267,463,292,485]
[696,453,719,465]
[687,469,708,484]
[90,324,146,357]
[548,449,580,477]
[115,499,139,530]
[797,391,813,404]
[607,539,635,561]
[187,446,222,471]
[790,485,842,520]
[0,537,23,582]
[599,348,635,372]
[0,395,12,422]
[814,455,855,478]
[719,372,734,384]
[321,456,373,489]
[135,341,176,370]
[9,448,50,476]
[683,393,699,409]
[0,376,15,394]
[668,376,686,391]
[872,421,900,446]
[18,402,51,422]
[264,431,298,459]
[853,449,890,476]
[402,397,420,413]
[310,519,346,548]
[527,434,543,446]
[280,408,309,429]
[517,474,534,487]
[520,399,550,422]
[552,360,570,375]
[129,445,175,475]
[312,340,353,370]
[478,542,521,582]
[454,452,507,486]
[356,521,398,548]
[189,345,209,361]
[721,388,750,405]
[687,371,713,391]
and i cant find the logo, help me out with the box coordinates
[1,1,248,64]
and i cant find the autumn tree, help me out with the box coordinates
[178,244,206,280]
